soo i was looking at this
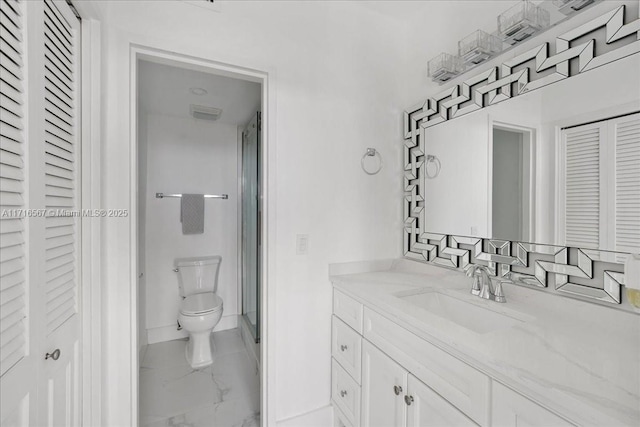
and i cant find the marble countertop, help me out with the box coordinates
[329,259,640,426]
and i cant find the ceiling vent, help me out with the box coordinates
[190,104,222,121]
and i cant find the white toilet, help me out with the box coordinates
[175,255,224,369]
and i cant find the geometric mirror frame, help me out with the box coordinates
[403,5,639,305]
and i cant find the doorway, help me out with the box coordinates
[491,125,535,242]
[135,55,264,426]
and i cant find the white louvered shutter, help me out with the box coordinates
[1,1,81,422]
[613,114,640,254]
[562,123,604,249]
[0,0,27,377]
[43,0,78,335]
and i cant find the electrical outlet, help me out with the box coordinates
[296,234,309,255]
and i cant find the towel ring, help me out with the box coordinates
[425,155,441,179]
[361,148,383,175]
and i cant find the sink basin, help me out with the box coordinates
[397,290,528,334]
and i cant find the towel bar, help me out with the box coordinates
[155,193,228,199]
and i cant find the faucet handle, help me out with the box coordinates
[464,264,485,296]
[470,275,482,296]
[494,280,508,303]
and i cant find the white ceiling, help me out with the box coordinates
[138,60,261,126]
[357,1,434,22]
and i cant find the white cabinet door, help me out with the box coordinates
[361,341,407,427]
[37,1,81,424]
[492,382,573,427]
[0,0,38,425]
[1,1,81,425]
[406,374,476,427]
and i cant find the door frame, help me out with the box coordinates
[128,45,274,426]
[80,17,103,427]
[487,119,537,242]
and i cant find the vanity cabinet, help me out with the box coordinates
[361,341,407,427]
[361,341,475,427]
[332,291,364,427]
[332,289,576,427]
[332,316,362,382]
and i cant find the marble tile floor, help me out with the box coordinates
[140,328,260,427]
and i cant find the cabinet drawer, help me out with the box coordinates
[492,382,574,427]
[332,316,362,383]
[363,308,490,426]
[333,290,363,333]
[332,359,361,427]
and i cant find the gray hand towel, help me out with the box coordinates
[180,194,205,234]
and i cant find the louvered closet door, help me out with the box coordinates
[0,1,81,425]
[38,1,81,425]
[611,113,640,254]
[561,122,606,249]
[0,0,38,425]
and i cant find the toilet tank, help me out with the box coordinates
[175,256,222,297]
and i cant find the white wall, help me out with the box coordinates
[140,114,240,344]
[83,1,407,425]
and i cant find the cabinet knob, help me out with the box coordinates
[45,349,61,361]
[340,344,348,352]
[404,395,414,406]
[393,385,403,395]
[340,390,347,398]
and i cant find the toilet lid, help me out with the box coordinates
[180,293,223,316]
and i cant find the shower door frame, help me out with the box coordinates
[241,113,262,342]
[129,45,275,426]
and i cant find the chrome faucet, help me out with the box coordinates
[464,264,507,303]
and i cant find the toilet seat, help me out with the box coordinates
[180,293,223,316]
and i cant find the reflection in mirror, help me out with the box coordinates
[492,125,533,242]
[423,53,640,254]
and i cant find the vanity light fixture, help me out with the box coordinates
[553,0,599,16]
[428,53,464,84]
[458,30,504,66]
[189,87,208,96]
[497,0,550,45]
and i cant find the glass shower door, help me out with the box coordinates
[241,112,260,342]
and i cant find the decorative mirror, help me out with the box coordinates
[403,3,639,305]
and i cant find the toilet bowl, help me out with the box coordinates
[178,293,223,368]
[174,256,224,368]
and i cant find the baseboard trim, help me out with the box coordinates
[276,405,334,427]
[146,314,238,344]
